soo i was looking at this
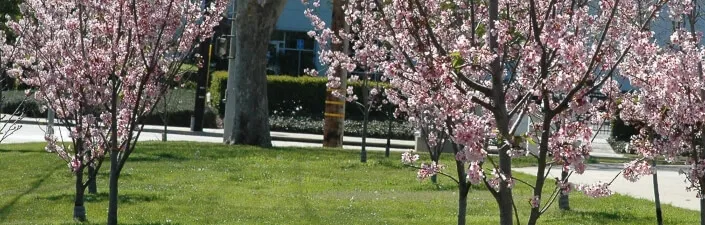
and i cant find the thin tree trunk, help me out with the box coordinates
[701,176,705,225]
[451,141,469,225]
[107,150,119,225]
[223,0,286,147]
[385,118,391,158]
[107,75,120,225]
[458,182,468,225]
[653,160,663,225]
[527,118,552,225]
[73,167,86,222]
[162,93,168,142]
[488,0,513,222]
[361,108,368,163]
[559,170,570,210]
[498,148,514,225]
[88,165,97,194]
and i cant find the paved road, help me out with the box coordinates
[515,164,698,210]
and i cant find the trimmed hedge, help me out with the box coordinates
[2,89,218,128]
[269,116,414,140]
[209,71,394,120]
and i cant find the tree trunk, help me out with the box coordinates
[701,176,705,225]
[452,142,469,225]
[107,150,119,225]
[458,182,468,225]
[385,117,392,158]
[223,0,287,147]
[653,160,663,225]
[162,94,168,142]
[322,0,347,148]
[558,170,570,210]
[88,165,97,194]
[360,108,368,163]
[107,79,120,225]
[73,167,86,222]
[527,118,553,225]
[498,148,514,225]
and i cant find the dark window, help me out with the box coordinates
[285,31,315,50]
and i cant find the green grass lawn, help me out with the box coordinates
[0,142,699,225]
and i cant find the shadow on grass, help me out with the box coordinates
[40,192,162,204]
[0,148,42,153]
[60,222,183,225]
[0,164,63,221]
[553,209,643,224]
[129,152,190,162]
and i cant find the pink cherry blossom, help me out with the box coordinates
[529,195,540,208]
[578,182,613,198]
[401,150,420,164]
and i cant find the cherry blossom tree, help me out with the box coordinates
[618,1,705,224]
[3,0,226,223]
[0,29,25,149]
[305,0,664,224]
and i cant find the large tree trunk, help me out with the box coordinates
[223,0,287,147]
[73,166,86,222]
[322,0,347,148]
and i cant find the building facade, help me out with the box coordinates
[220,1,332,76]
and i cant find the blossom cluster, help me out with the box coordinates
[578,182,613,198]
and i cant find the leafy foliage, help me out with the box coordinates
[209,72,393,120]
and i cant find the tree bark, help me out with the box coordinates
[457,182,468,225]
[701,176,705,225]
[385,117,392,157]
[527,117,552,225]
[488,0,513,223]
[107,75,120,225]
[452,142,469,225]
[652,160,663,225]
[223,0,287,147]
[73,166,86,222]
[88,165,97,194]
[322,0,347,148]
[360,107,368,163]
[558,170,570,210]
[107,150,119,225]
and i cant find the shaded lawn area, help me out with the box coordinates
[0,142,698,224]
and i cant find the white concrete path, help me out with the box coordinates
[515,164,699,210]
[2,119,413,152]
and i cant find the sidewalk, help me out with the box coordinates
[515,164,698,210]
[2,115,624,157]
[1,115,415,152]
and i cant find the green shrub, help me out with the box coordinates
[2,89,218,128]
[611,115,639,141]
[209,71,394,120]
